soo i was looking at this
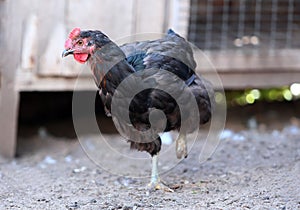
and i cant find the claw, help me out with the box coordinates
[176,133,187,159]
[147,180,174,192]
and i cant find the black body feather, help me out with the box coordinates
[83,29,214,157]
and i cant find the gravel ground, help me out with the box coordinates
[0,103,300,210]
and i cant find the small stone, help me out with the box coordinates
[220,174,227,178]
[191,167,199,172]
[64,155,73,163]
[38,127,49,139]
[116,177,136,187]
[43,156,57,165]
[247,117,257,130]
[73,166,87,173]
[122,206,132,210]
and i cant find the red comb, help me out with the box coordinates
[68,27,81,39]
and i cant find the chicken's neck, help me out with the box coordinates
[88,42,135,93]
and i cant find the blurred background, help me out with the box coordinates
[0,0,300,158]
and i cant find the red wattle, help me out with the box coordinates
[74,53,89,63]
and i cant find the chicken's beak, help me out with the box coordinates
[62,49,74,58]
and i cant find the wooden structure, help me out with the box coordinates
[0,0,300,158]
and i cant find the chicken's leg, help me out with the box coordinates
[150,154,159,185]
[147,154,173,192]
[176,133,187,159]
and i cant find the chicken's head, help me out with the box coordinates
[62,27,110,63]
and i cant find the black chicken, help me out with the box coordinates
[62,28,214,191]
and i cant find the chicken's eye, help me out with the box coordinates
[77,40,84,46]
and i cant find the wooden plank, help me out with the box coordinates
[37,0,77,76]
[67,0,134,39]
[16,75,96,92]
[203,49,300,73]
[0,0,22,158]
[0,82,20,158]
[134,0,166,34]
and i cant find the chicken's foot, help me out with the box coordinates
[147,154,174,192]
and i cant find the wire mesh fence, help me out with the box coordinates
[188,0,300,50]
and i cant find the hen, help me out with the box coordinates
[62,28,214,191]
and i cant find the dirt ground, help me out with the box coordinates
[0,102,300,210]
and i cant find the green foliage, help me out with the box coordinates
[226,83,300,107]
